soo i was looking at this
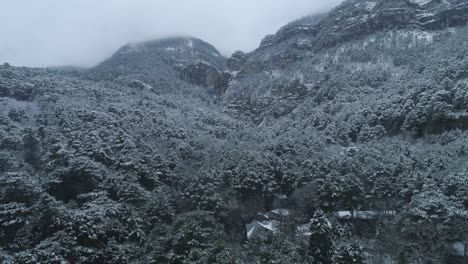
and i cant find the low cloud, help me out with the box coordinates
[0,0,342,67]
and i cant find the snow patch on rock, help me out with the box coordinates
[410,0,432,6]
[365,1,377,11]
[187,39,194,48]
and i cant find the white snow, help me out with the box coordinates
[410,0,432,6]
[452,242,467,257]
[276,194,287,199]
[355,0,376,10]
[365,1,377,11]
[187,39,194,48]
[246,220,280,239]
[269,70,283,78]
[230,70,240,78]
[247,228,255,238]
[271,208,290,216]
[259,221,276,231]
[336,211,396,220]
[297,38,312,46]
[297,223,312,236]
[415,31,435,42]
[303,83,315,91]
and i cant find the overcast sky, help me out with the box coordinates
[0,0,343,67]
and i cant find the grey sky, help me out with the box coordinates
[0,0,343,67]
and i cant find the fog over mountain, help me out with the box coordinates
[0,0,342,67]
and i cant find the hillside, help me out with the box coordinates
[1,0,468,263]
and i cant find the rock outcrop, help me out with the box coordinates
[226,51,247,72]
[180,61,231,95]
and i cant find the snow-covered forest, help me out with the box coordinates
[1,0,468,263]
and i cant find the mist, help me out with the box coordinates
[0,0,343,67]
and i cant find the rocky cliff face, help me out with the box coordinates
[222,0,468,134]
[227,0,468,79]
[180,61,231,95]
[259,0,468,53]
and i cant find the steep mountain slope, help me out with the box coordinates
[89,37,231,95]
[249,0,468,62]
[1,0,468,263]
[224,0,468,136]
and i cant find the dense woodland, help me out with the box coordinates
[2,0,468,263]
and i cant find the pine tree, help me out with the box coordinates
[22,128,41,170]
[308,210,334,264]
[397,251,409,264]
[336,243,365,264]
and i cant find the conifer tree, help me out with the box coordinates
[308,210,334,264]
